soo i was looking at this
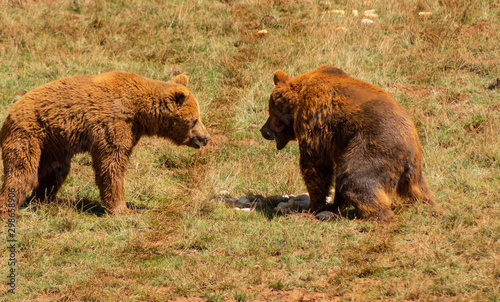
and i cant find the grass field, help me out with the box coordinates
[0,0,499,301]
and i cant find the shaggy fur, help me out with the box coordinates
[261,65,435,221]
[0,71,210,217]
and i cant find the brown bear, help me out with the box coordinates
[260,65,435,221]
[0,71,210,218]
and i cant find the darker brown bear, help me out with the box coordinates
[0,71,210,217]
[261,65,435,221]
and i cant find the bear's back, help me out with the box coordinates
[2,71,164,147]
[12,71,162,110]
[296,65,409,122]
[295,65,397,108]
[294,65,419,150]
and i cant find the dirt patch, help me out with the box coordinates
[171,298,206,302]
[169,290,335,302]
[254,288,336,302]
[341,278,383,301]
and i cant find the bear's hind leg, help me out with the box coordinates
[328,186,348,216]
[397,163,436,206]
[357,188,394,222]
[336,174,395,222]
[409,173,436,205]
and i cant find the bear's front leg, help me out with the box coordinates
[91,149,132,215]
[299,148,334,213]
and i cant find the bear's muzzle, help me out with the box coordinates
[260,117,276,141]
[189,136,211,149]
[187,120,211,149]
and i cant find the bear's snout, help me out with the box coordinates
[187,121,211,149]
[261,127,275,141]
[260,118,276,141]
[189,135,211,149]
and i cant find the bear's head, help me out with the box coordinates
[260,70,296,150]
[161,74,211,149]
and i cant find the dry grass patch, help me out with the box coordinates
[0,0,499,301]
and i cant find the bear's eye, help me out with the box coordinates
[192,119,199,127]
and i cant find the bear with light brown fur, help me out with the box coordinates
[261,65,435,221]
[0,71,210,217]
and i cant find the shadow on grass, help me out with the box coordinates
[243,194,359,221]
[21,197,148,217]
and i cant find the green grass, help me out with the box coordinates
[1,0,500,300]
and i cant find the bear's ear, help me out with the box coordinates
[172,87,190,105]
[274,70,290,85]
[172,74,189,86]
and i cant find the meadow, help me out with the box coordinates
[0,0,499,300]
